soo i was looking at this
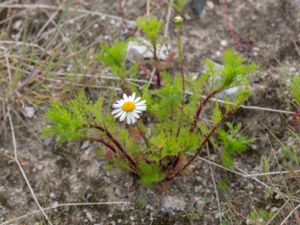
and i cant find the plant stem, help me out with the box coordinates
[88,135,117,153]
[90,124,138,170]
[166,105,240,181]
[152,43,161,88]
[136,121,150,147]
[176,26,185,95]
[189,88,222,133]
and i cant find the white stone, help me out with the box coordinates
[127,38,169,61]
[220,40,228,47]
[162,196,186,213]
[24,106,35,118]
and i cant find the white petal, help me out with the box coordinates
[132,111,140,119]
[119,112,127,121]
[135,106,146,111]
[112,103,121,108]
[130,92,136,101]
[123,93,128,101]
[131,117,136,124]
[133,109,143,114]
[112,108,122,115]
[114,110,124,118]
[135,100,146,106]
[133,97,141,103]
[126,113,131,124]
[117,99,125,105]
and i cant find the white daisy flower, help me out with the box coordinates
[112,92,146,125]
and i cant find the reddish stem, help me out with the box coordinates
[88,135,117,153]
[152,44,162,88]
[90,125,138,169]
[189,89,221,133]
[165,120,224,181]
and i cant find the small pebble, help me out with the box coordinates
[24,106,35,118]
[207,1,214,9]
[220,40,228,47]
[81,141,90,150]
[44,137,53,147]
[191,0,206,17]
[215,212,224,219]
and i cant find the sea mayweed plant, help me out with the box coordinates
[43,16,257,186]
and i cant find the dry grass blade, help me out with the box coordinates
[0,201,131,225]
[0,4,128,22]
[279,203,300,225]
[206,146,223,222]
[7,108,53,225]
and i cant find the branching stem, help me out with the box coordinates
[166,105,239,181]
[189,88,223,132]
[87,135,117,153]
[90,125,138,170]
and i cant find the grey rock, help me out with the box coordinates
[193,197,204,208]
[196,176,205,184]
[191,0,207,17]
[162,196,186,213]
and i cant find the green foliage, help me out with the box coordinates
[150,127,199,158]
[261,155,271,172]
[282,146,300,166]
[217,178,231,195]
[217,122,252,168]
[136,16,164,44]
[247,208,274,225]
[171,0,187,13]
[95,40,128,77]
[220,50,257,89]
[42,92,103,143]
[136,196,148,209]
[291,76,300,105]
[212,101,222,124]
[44,15,257,186]
[146,74,184,120]
[138,162,164,187]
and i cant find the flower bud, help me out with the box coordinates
[173,16,184,26]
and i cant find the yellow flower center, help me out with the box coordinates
[122,101,135,112]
